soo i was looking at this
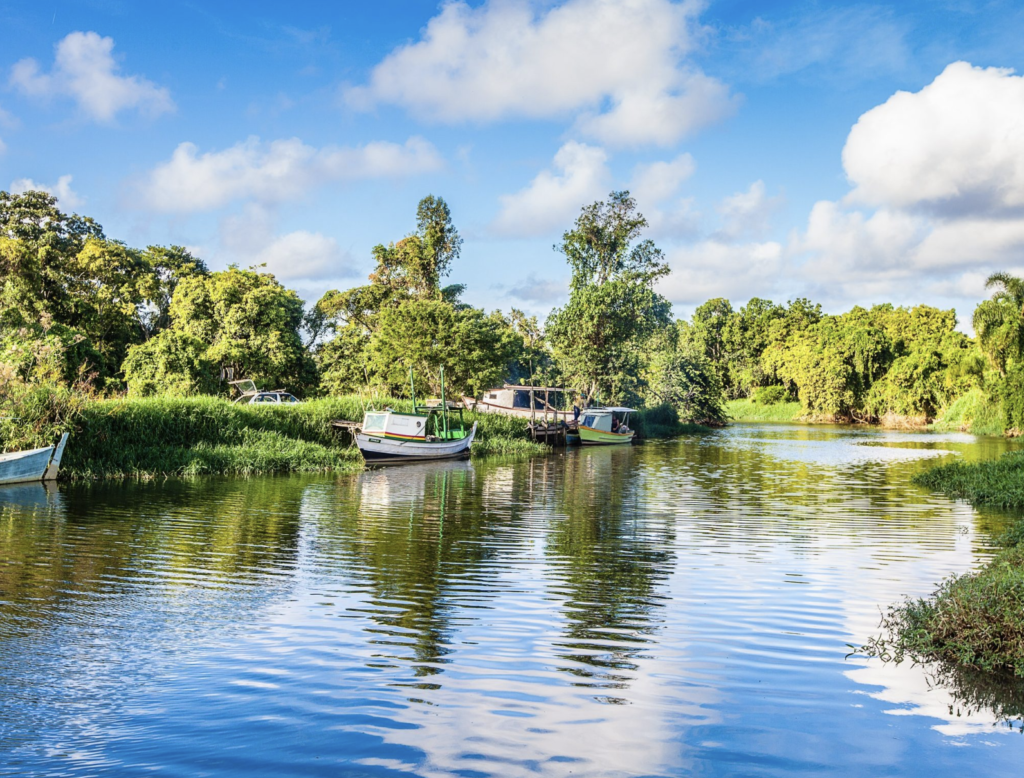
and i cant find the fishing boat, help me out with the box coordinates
[354,368,476,464]
[0,433,70,485]
[577,407,636,445]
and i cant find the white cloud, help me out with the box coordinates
[10,174,83,209]
[844,62,1024,216]
[491,141,610,236]
[219,205,359,296]
[715,180,783,241]
[344,0,736,147]
[138,135,443,213]
[659,239,784,304]
[629,153,695,205]
[10,31,173,122]
[790,62,1024,314]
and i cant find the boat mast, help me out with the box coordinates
[409,367,417,410]
[440,365,449,440]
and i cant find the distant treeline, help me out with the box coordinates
[686,280,1024,433]
[2,187,1022,453]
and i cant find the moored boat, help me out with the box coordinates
[354,368,476,465]
[577,407,636,445]
[463,385,568,422]
[0,433,70,485]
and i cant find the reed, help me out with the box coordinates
[861,451,1024,676]
[60,395,548,479]
[725,398,804,423]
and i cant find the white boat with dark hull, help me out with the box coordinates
[351,367,477,465]
[356,412,476,464]
[0,433,70,485]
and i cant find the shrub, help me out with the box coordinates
[753,385,788,405]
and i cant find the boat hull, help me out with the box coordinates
[357,423,477,464]
[577,425,635,445]
[0,444,55,485]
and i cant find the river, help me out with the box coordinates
[2,423,1023,777]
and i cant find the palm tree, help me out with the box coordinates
[972,272,1024,374]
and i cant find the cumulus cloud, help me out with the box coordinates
[629,153,695,205]
[843,62,1024,216]
[10,174,83,208]
[491,141,610,236]
[219,205,359,292]
[10,31,173,122]
[659,239,784,305]
[344,0,736,147]
[138,135,443,212]
[715,180,782,241]
[792,62,1024,313]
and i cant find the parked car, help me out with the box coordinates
[248,392,301,404]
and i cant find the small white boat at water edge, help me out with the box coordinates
[577,407,636,445]
[0,433,70,485]
[356,414,477,464]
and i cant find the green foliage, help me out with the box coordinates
[59,395,546,479]
[316,196,517,399]
[753,385,789,405]
[0,370,91,452]
[367,301,516,397]
[913,451,1024,508]
[1001,363,1024,433]
[547,191,671,403]
[973,272,1024,374]
[931,387,1005,436]
[862,545,1024,676]
[725,398,803,423]
[168,266,313,390]
[122,330,219,397]
[644,323,726,425]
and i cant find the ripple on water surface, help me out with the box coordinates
[1,425,1023,777]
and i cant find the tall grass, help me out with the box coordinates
[861,450,1024,676]
[61,395,547,479]
[931,388,1005,436]
[725,398,804,423]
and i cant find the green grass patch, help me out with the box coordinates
[862,450,1024,676]
[913,451,1024,509]
[725,398,804,423]
[61,395,547,480]
[931,387,1005,436]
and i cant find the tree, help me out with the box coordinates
[121,330,218,397]
[645,322,726,425]
[366,300,516,397]
[973,272,1024,374]
[546,191,671,403]
[167,266,313,390]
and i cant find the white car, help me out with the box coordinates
[248,392,301,404]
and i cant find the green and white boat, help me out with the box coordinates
[355,368,476,465]
[577,407,636,445]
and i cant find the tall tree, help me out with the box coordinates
[973,272,1024,374]
[546,191,671,403]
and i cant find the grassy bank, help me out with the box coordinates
[931,388,1005,436]
[62,395,545,480]
[862,452,1024,676]
[725,398,803,423]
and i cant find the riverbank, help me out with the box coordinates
[725,398,803,423]
[61,396,546,480]
[863,452,1024,676]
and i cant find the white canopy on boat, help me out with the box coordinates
[589,406,636,413]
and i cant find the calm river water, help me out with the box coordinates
[2,424,1024,777]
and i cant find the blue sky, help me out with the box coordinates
[2,1,1023,327]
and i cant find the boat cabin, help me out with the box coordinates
[362,407,469,442]
[470,385,565,418]
[579,407,635,434]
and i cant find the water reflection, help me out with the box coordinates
[1,426,1023,776]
